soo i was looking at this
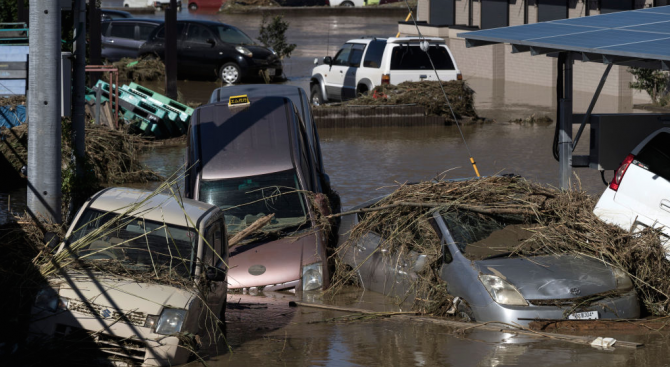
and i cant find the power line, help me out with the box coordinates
[400,3,481,178]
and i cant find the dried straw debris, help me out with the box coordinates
[319,81,479,124]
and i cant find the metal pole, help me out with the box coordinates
[165,0,178,99]
[72,0,87,185]
[558,52,573,190]
[27,0,62,223]
[88,0,102,86]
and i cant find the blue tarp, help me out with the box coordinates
[0,105,26,128]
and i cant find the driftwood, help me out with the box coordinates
[290,301,644,349]
[228,214,275,248]
[327,201,535,219]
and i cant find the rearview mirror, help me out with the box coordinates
[323,56,332,65]
[206,266,226,282]
[206,38,216,46]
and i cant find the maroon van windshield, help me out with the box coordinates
[199,169,309,233]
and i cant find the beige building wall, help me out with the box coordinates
[569,0,586,18]
[455,0,470,25]
[472,0,481,27]
[399,0,653,103]
[527,3,538,23]
[509,0,525,25]
[417,0,429,22]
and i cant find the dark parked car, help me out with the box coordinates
[101,19,163,61]
[185,91,333,293]
[139,20,282,83]
[101,9,133,21]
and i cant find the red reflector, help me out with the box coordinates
[381,74,390,85]
[609,154,635,191]
[457,73,462,81]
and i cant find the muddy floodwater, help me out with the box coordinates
[3,5,666,366]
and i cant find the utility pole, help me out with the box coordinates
[88,0,102,86]
[27,0,62,223]
[70,0,87,216]
[165,0,178,99]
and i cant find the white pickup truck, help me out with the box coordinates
[310,37,461,105]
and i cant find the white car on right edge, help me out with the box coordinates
[594,128,670,255]
[310,37,461,105]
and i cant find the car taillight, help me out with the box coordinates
[457,73,462,81]
[381,74,390,85]
[609,154,635,191]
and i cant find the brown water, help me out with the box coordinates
[189,288,665,367]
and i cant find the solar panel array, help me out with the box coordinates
[459,6,670,61]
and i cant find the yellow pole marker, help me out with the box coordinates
[395,12,413,37]
[470,157,481,178]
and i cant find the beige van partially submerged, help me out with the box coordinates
[29,188,229,366]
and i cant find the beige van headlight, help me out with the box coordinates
[35,286,69,312]
[612,267,634,291]
[155,309,186,335]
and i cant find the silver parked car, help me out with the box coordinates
[338,198,640,325]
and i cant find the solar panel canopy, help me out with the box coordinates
[459,6,670,66]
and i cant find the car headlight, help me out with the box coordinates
[612,267,634,291]
[479,275,528,306]
[35,287,69,312]
[155,309,186,335]
[302,262,323,291]
[268,47,277,56]
[235,46,253,58]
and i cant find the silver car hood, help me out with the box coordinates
[474,255,616,300]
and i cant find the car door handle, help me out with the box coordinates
[661,200,670,213]
[339,70,343,73]
[108,39,114,43]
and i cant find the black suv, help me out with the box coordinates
[139,20,282,83]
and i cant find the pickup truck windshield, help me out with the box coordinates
[199,169,309,234]
[390,45,455,70]
[216,25,254,45]
[68,209,197,278]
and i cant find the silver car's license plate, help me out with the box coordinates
[568,311,599,320]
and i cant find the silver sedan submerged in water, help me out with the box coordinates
[338,201,640,325]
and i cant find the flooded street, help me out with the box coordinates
[3,5,668,366]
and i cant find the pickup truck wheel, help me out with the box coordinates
[341,1,355,6]
[220,63,241,84]
[310,84,324,106]
[189,2,198,9]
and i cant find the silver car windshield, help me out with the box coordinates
[199,169,309,234]
[216,25,254,45]
[441,211,534,260]
[68,209,197,278]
